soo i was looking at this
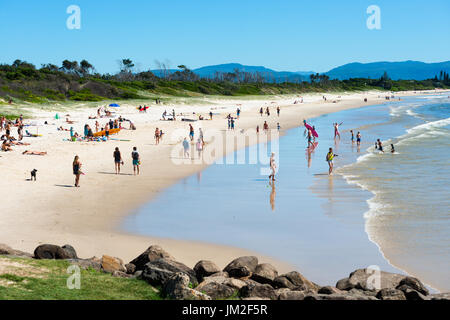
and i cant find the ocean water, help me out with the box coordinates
[123,93,449,290]
[338,94,450,291]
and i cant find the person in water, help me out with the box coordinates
[356,132,361,146]
[307,129,313,148]
[390,144,395,153]
[377,139,384,153]
[326,147,338,175]
[350,130,354,142]
[73,155,82,187]
[334,122,342,139]
[268,152,277,181]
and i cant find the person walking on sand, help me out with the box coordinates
[132,147,140,175]
[155,127,161,145]
[326,148,338,175]
[260,107,263,117]
[113,147,123,174]
[277,106,280,117]
[196,138,203,159]
[73,155,82,187]
[189,124,194,141]
[182,138,190,158]
[268,153,277,181]
[266,107,270,117]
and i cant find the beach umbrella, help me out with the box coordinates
[109,103,120,107]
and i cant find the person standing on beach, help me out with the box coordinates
[182,138,190,158]
[113,147,123,174]
[326,148,338,175]
[260,107,263,117]
[266,107,270,117]
[132,147,140,175]
[231,118,235,130]
[277,123,281,131]
[155,127,161,145]
[196,138,203,159]
[209,111,213,120]
[73,155,82,187]
[189,124,194,141]
[227,118,231,130]
[256,125,260,134]
[268,152,277,181]
[236,108,241,119]
[277,106,280,117]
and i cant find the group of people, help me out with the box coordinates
[259,106,281,118]
[1,115,27,152]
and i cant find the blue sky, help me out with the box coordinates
[0,0,449,73]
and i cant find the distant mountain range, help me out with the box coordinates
[151,60,450,81]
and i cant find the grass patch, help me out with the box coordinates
[0,256,161,300]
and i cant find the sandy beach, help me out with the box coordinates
[0,90,439,273]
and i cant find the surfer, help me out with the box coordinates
[390,144,395,153]
[326,148,338,175]
[268,153,277,181]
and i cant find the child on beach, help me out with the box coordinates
[155,128,161,145]
[73,155,82,187]
[113,147,123,174]
[189,124,194,141]
[132,147,140,175]
[326,148,338,175]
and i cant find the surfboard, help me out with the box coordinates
[93,128,121,137]
[304,123,319,138]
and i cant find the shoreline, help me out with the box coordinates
[1,89,445,277]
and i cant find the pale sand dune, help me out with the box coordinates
[0,90,432,271]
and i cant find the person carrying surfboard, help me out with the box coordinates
[326,148,338,175]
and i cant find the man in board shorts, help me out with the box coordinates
[132,147,140,175]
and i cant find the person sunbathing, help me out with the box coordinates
[66,117,75,124]
[22,150,47,155]
[10,141,30,146]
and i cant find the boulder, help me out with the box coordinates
[67,257,102,271]
[195,280,237,299]
[208,271,229,278]
[376,288,407,300]
[396,277,429,296]
[251,263,278,285]
[347,288,378,297]
[429,293,450,300]
[337,269,406,291]
[200,276,247,291]
[125,263,136,274]
[101,255,126,273]
[141,258,197,286]
[129,245,175,271]
[61,245,78,259]
[276,288,306,300]
[34,244,72,259]
[193,260,220,282]
[141,265,176,286]
[396,286,429,300]
[304,293,378,301]
[0,244,32,258]
[273,271,319,292]
[239,282,277,300]
[162,273,211,300]
[318,286,344,295]
[223,256,258,278]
